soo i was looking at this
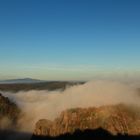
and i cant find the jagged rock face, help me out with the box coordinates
[0,93,20,129]
[33,104,140,137]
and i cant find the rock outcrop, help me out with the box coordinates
[33,104,140,138]
[0,93,20,129]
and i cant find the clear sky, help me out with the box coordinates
[0,0,140,80]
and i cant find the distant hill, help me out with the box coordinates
[0,78,44,84]
[0,81,84,92]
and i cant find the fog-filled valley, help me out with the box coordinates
[0,80,140,140]
[1,0,140,139]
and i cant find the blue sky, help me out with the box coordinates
[0,0,140,80]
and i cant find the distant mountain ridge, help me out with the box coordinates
[0,78,44,84]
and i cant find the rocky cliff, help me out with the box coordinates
[0,93,20,129]
[33,104,140,138]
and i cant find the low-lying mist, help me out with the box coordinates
[1,80,140,139]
